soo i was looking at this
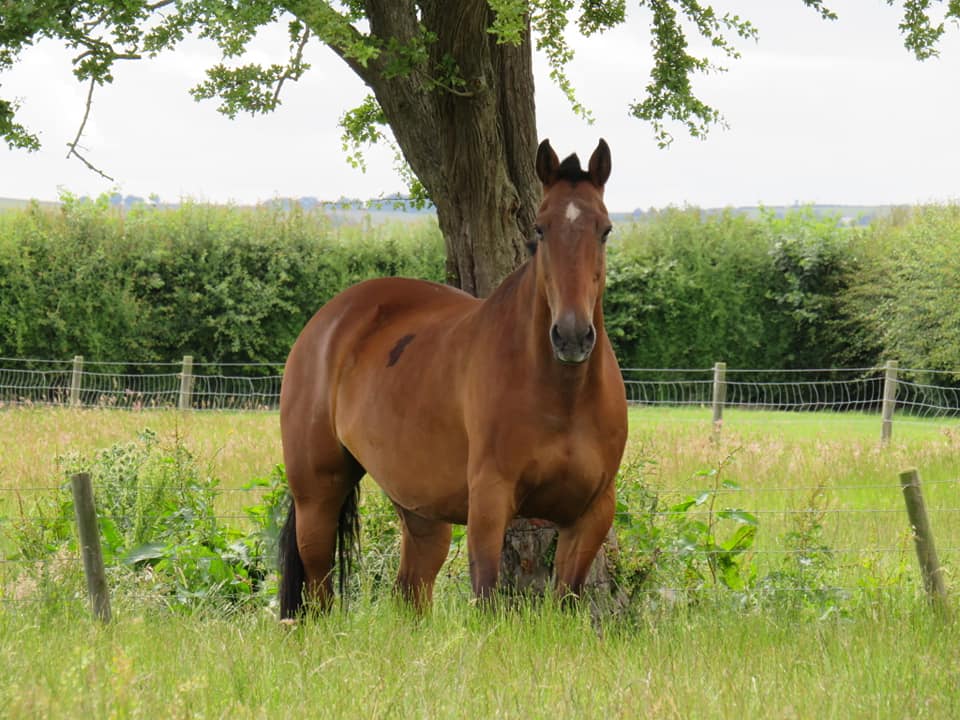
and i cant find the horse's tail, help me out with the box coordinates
[337,481,362,600]
[278,483,362,618]
[278,497,305,619]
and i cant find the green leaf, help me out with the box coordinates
[669,498,697,513]
[722,525,757,554]
[717,509,758,526]
[123,542,167,566]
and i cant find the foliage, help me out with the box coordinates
[759,207,870,368]
[613,450,862,616]
[614,452,759,603]
[845,205,960,372]
[605,209,772,369]
[5,199,960,375]
[4,2,956,157]
[0,197,444,368]
[752,484,847,614]
[3,429,289,609]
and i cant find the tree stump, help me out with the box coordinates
[499,518,622,601]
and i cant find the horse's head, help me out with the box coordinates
[532,138,612,365]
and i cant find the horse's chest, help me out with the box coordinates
[516,440,608,524]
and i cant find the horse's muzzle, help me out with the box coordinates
[550,315,596,364]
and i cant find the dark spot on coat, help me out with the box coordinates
[387,334,416,367]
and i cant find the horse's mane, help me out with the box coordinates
[556,154,591,184]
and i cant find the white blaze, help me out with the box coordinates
[565,201,581,223]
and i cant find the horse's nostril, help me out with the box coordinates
[550,323,563,348]
[584,324,596,346]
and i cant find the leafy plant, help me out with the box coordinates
[753,484,847,614]
[614,450,758,603]
[3,429,290,609]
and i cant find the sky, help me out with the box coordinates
[1,1,959,213]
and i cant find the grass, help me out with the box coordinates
[2,594,959,718]
[2,405,960,717]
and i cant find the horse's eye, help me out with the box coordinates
[527,225,544,255]
[601,226,613,243]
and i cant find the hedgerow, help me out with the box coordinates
[1,197,957,373]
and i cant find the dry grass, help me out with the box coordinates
[0,407,281,492]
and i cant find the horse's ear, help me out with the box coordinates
[536,139,560,186]
[588,138,611,188]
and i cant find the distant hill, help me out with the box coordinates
[611,204,903,227]
[0,195,905,227]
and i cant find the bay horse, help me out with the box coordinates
[279,139,628,616]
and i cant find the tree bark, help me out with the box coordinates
[361,0,538,295]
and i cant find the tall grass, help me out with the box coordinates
[2,406,959,717]
[1,593,958,718]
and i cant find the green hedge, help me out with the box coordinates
[605,208,868,371]
[1,197,957,373]
[0,197,445,370]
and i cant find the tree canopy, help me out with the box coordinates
[3,1,957,159]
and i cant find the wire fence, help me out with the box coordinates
[3,357,960,420]
[2,356,959,611]
[0,357,284,410]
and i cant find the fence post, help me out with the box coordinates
[70,472,111,623]
[711,361,727,438]
[899,468,950,616]
[179,355,194,411]
[70,355,84,407]
[881,360,899,444]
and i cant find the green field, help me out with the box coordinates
[2,406,959,718]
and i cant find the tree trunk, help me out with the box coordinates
[307,0,615,593]
[363,1,539,295]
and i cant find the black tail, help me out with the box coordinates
[278,497,304,619]
[277,484,362,618]
[337,482,362,601]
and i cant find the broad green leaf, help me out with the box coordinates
[717,509,758,526]
[123,542,167,566]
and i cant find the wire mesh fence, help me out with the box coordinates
[3,357,960,420]
[0,357,284,410]
[2,356,959,612]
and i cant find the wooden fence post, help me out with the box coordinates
[712,361,727,438]
[70,355,84,407]
[899,468,950,616]
[70,472,111,623]
[881,360,898,444]
[178,355,194,411]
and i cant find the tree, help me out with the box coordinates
[3,2,955,295]
[2,0,957,592]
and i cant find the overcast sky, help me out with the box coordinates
[1,1,958,212]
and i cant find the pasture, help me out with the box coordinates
[2,406,960,717]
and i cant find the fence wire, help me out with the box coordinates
[4,360,960,419]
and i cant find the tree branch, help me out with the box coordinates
[272,26,311,106]
[279,1,381,86]
[65,78,115,182]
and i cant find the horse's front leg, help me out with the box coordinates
[466,469,516,602]
[553,481,615,598]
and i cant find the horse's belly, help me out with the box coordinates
[338,394,470,524]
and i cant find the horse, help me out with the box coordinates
[278,139,628,616]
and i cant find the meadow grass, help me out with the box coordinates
[1,592,958,719]
[2,405,960,718]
